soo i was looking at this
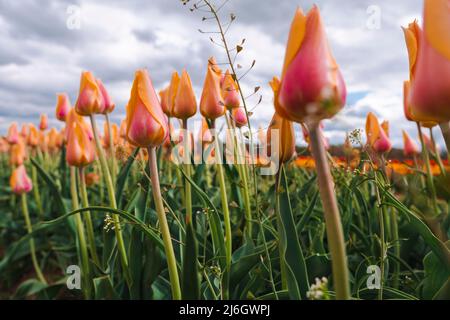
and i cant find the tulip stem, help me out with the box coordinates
[308,122,350,300]
[417,123,439,216]
[70,166,90,298]
[30,165,44,220]
[89,115,129,282]
[21,193,47,284]
[211,121,232,268]
[148,146,181,300]
[182,119,193,224]
[105,113,118,183]
[429,128,446,175]
[79,167,100,266]
[439,121,450,158]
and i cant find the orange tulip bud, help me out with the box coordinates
[27,124,39,147]
[408,1,450,122]
[221,70,240,109]
[56,93,71,122]
[10,165,32,195]
[119,119,127,139]
[200,58,225,120]
[159,87,171,117]
[9,139,27,166]
[97,79,115,114]
[231,108,247,128]
[126,69,168,147]
[402,130,419,157]
[0,138,9,153]
[66,120,96,167]
[365,112,392,153]
[7,122,20,144]
[75,71,105,116]
[278,6,346,124]
[103,122,119,148]
[173,69,197,119]
[20,124,28,138]
[85,172,100,186]
[39,114,48,131]
[267,113,296,164]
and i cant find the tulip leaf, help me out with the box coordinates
[182,221,200,300]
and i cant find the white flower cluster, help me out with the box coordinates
[306,277,329,300]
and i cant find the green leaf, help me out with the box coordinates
[182,221,200,299]
[13,279,48,299]
[93,276,119,299]
[116,147,140,209]
[277,165,309,300]
[422,241,450,300]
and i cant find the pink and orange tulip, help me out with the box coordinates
[173,69,197,120]
[402,130,420,157]
[10,165,33,195]
[75,71,105,116]
[126,69,168,148]
[56,93,71,122]
[200,58,225,120]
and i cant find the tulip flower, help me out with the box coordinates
[126,69,169,148]
[266,112,296,164]
[159,87,171,117]
[0,138,9,153]
[231,108,247,128]
[408,0,450,122]
[402,130,420,157]
[278,6,346,124]
[20,124,28,138]
[97,79,115,114]
[85,172,100,187]
[103,122,118,149]
[200,58,225,120]
[6,123,19,145]
[27,124,39,147]
[56,93,71,122]
[221,70,240,109]
[66,120,96,167]
[119,119,127,139]
[167,71,180,115]
[10,165,33,194]
[47,128,60,153]
[75,71,105,116]
[9,139,27,166]
[366,112,392,154]
[39,114,48,131]
[173,70,197,120]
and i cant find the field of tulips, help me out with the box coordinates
[0,0,449,302]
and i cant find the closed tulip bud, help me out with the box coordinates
[402,130,419,157]
[55,93,71,122]
[119,119,127,139]
[47,128,60,153]
[267,113,296,164]
[222,70,240,109]
[85,172,100,187]
[200,58,225,120]
[167,71,180,115]
[75,71,105,116]
[97,79,115,114]
[278,6,346,124]
[173,69,197,119]
[0,138,9,153]
[38,131,48,152]
[126,69,168,147]
[20,124,28,138]
[199,118,213,146]
[159,87,171,117]
[7,123,20,144]
[66,108,93,142]
[103,122,119,148]
[39,114,48,131]
[66,120,96,167]
[10,165,32,195]
[27,124,39,147]
[10,139,27,166]
[366,112,392,153]
[407,1,450,122]
[232,108,247,128]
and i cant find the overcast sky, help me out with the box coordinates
[0,0,443,147]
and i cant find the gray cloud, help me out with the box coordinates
[0,0,444,148]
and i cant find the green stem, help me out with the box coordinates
[148,146,181,300]
[308,123,350,300]
[211,121,232,268]
[89,115,129,280]
[417,123,439,216]
[70,167,90,298]
[373,170,385,300]
[79,167,100,266]
[31,164,44,220]
[21,193,47,284]
[275,171,287,291]
[429,128,446,176]
[105,113,117,183]
[182,119,193,224]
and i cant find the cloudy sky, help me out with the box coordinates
[0,0,442,147]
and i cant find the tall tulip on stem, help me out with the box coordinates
[126,69,181,300]
[75,71,129,281]
[277,6,350,299]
